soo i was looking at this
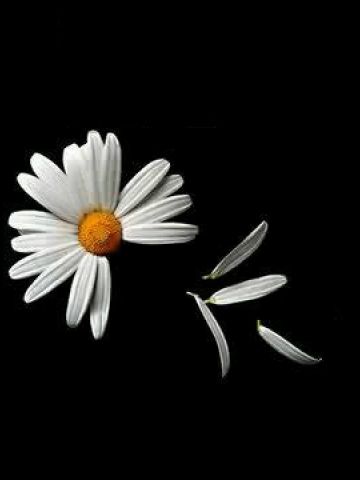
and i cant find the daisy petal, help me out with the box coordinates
[62,144,91,216]
[208,274,287,305]
[24,246,85,303]
[121,194,192,227]
[80,131,103,210]
[30,153,83,220]
[11,233,78,253]
[17,174,78,223]
[115,159,170,217]
[100,133,122,211]
[90,257,111,339]
[66,253,97,328]
[203,221,268,279]
[257,321,322,365]
[63,143,80,174]
[31,153,67,185]
[187,292,230,378]
[123,222,198,244]
[88,130,103,164]
[9,243,80,280]
[9,211,77,234]
[139,174,184,207]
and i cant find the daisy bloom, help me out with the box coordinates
[9,131,198,339]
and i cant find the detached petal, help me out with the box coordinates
[208,275,287,305]
[90,257,111,339]
[121,194,192,227]
[66,253,97,328]
[257,321,322,365]
[187,292,230,378]
[123,222,198,244]
[115,159,170,217]
[203,221,268,279]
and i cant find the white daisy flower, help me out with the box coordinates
[9,131,198,339]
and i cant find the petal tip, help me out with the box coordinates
[106,132,119,145]
[8,213,15,227]
[67,320,78,329]
[24,292,32,304]
[16,173,26,185]
[87,129,101,139]
[63,143,79,154]
[186,291,197,298]
[158,158,170,170]
[92,330,103,340]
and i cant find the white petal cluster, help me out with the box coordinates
[189,222,321,376]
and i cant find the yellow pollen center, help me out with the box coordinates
[78,211,122,255]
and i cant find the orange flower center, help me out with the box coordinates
[78,211,122,255]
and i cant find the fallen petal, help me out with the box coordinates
[208,274,287,305]
[203,221,268,280]
[257,321,322,365]
[187,291,230,378]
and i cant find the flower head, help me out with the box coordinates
[9,131,198,338]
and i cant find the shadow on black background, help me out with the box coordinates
[0,5,354,461]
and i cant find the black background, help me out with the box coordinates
[1,4,354,464]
